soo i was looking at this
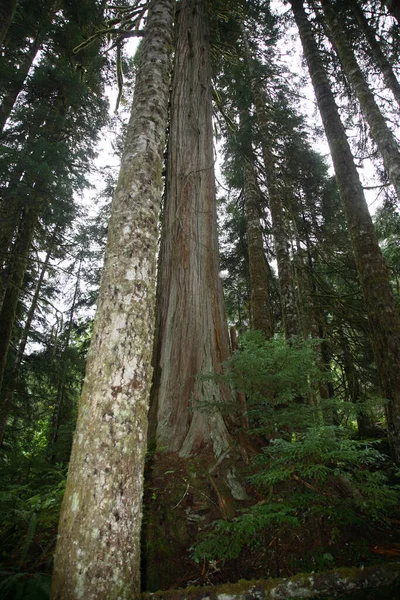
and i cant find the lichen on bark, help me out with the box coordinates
[50,1,175,598]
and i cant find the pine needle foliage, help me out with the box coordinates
[194,332,400,565]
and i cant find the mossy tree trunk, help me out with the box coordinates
[50,1,174,598]
[320,0,400,198]
[290,0,400,464]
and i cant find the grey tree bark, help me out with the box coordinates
[320,0,400,198]
[50,1,174,598]
[290,0,400,464]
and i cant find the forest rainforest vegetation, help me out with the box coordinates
[1,0,400,599]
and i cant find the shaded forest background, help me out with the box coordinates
[1,0,400,597]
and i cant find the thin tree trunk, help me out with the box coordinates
[239,110,274,339]
[247,72,298,336]
[0,0,60,131]
[290,0,400,464]
[50,1,174,598]
[0,200,39,394]
[47,249,82,462]
[0,35,43,132]
[320,0,400,197]
[0,224,57,445]
[244,161,274,338]
[0,0,18,46]
[350,0,400,110]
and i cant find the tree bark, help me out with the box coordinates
[350,0,400,110]
[50,1,174,598]
[290,0,400,464]
[239,109,274,339]
[243,39,299,337]
[149,0,236,460]
[320,0,400,198]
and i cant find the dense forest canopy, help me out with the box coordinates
[1,0,400,598]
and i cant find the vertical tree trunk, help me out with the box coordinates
[145,0,248,590]
[0,0,18,46]
[320,0,400,198]
[47,250,82,462]
[0,201,39,394]
[149,0,236,459]
[242,33,299,337]
[290,0,400,464]
[50,1,174,598]
[0,224,57,445]
[239,109,274,339]
[350,0,400,110]
[244,159,274,338]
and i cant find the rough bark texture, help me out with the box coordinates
[244,158,274,339]
[350,0,400,110]
[50,1,174,598]
[149,0,236,460]
[0,0,18,46]
[145,1,249,590]
[291,0,400,464]
[320,0,400,198]
[142,562,400,600]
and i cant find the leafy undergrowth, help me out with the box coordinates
[189,333,400,585]
[0,448,66,599]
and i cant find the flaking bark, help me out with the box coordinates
[50,1,174,598]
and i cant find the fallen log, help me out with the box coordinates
[144,561,400,600]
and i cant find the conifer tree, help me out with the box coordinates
[290,0,400,463]
[51,0,174,597]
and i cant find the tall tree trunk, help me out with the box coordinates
[320,0,400,198]
[0,224,57,444]
[239,109,274,338]
[149,0,236,459]
[0,0,18,46]
[0,200,39,394]
[47,250,82,462]
[290,0,400,463]
[244,160,274,338]
[145,0,247,590]
[245,57,298,336]
[350,0,400,110]
[50,1,174,598]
